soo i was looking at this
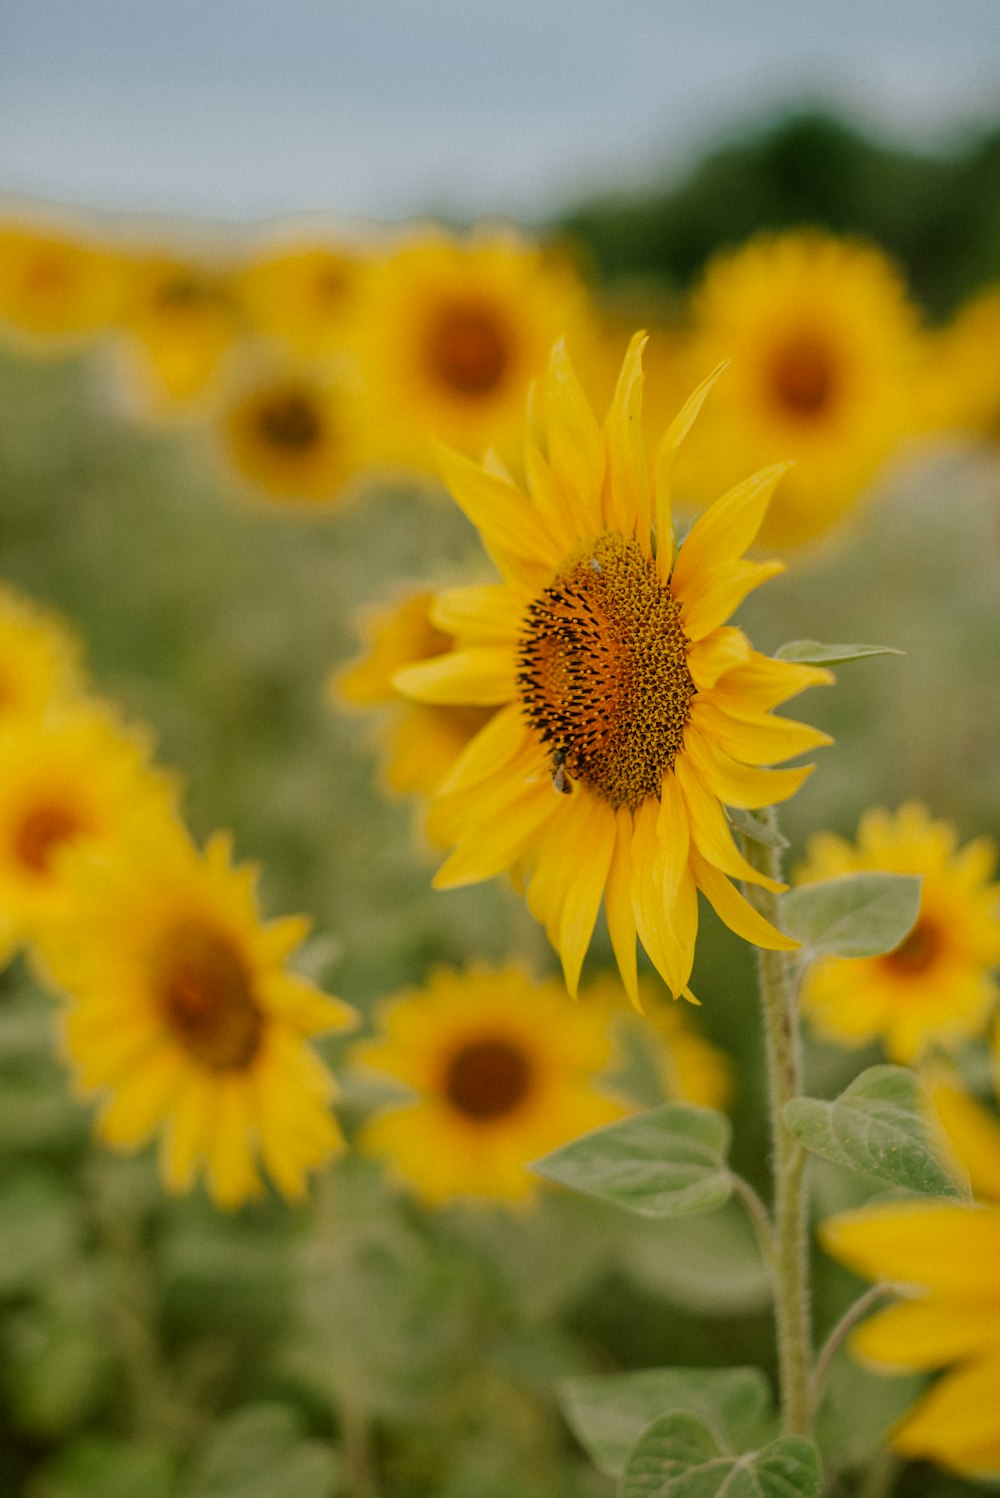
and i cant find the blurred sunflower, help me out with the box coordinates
[333,588,495,825]
[115,246,244,415]
[0,584,85,724]
[796,803,1000,1063]
[823,1079,1000,1477]
[352,227,593,469]
[353,963,628,1204]
[217,362,362,509]
[395,336,830,1004]
[0,704,175,953]
[917,284,1000,439]
[44,817,356,1209]
[677,231,920,549]
[584,971,732,1109]
[238,233,368,360]
[0,216,123,352]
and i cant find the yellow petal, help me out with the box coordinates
[430,584,524,645]
[678,558,786,642]
[654,769,690,909]
[631,798,689,995]
[653,361,729,570]
[161,1072,215,1192]
[852,1297,996,1372]
[690,847,798,950]
[557,796,617,998]
[712,654,835,711]
[929,1078,1000,1205]
[433,785,558,887]
[603,331,651,542]
[605,807,639,1009]
[690,700,832,766]
[683,722,816,809]
[822,1201,1000,1292]
[892,1355,1000,1474]
[685,627,752,691]
[438,445,557,573]
[206,1078,262,1210]
[394,647,516,705]
[546,339,605,534]
[674,753,784,892]
[672,463,791,599]
[436,702,531,797]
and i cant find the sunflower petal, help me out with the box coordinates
[394,647,515,705]
[690,847,798,950]
[431,585,524,645]
[678,558,787,642]
[653,361,729,570]
[675,753,785,892]
[605,807,639,1008]
[604,331,651,542]
[546,339,605,533]
[683,722,816,808]
[690,699,833,765]
[672,463,791,598]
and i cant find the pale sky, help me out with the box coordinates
[2,1,999,225]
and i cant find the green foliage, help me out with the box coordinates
[179,1405,342,1498]
[619,1413,820,1498]
[785,1066,964,1198]
[779,873,922,959]
[773,642,904,666]
[533,1105,733,1218]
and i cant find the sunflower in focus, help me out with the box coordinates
[333,589,495,823]
[0,584,85,724]
[823,1079,1000,1477]
[917,284,1000,439]
[0,216,123,352]
[43,815,356,1208]
[677,232,920,549]
[395,336,831,1005]
[238,233,368,360]
[116,247,244,414]
[217,362,363,509]
[353,963,628,1204]
[353,227,594,470]
[796,803,1000,1063]
[0,704,175,953]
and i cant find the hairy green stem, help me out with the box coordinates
[740,809,813,1438]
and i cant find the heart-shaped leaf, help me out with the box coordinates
[780,874,921,959]
[620,1412,820,1498]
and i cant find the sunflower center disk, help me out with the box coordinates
[255,391,323,452]
[444,1036,532,1121]
[882,918,939,976]
[15,802,87,874]
[769,336,835,416]
[425,299,509,398]
[154,922,263,1071]
[517,534,695,811]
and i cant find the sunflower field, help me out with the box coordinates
[2,108,1000,1498]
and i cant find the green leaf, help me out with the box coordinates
[774,640,903,666]
[184,1404,341,1498]
[620,1413,820,1498]
[779,874,921,959]
[559,1367,771,1479]
[726,807,789,850]
[784,1066,964,1198]
[532,1104,733,1218]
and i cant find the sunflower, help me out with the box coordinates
[0,703,175,954]
[352,963,627,1204]
[352,226,594,470]
[796,803,1000,1063]
[0,584,85,724]
[0,216,123,352]
[917,284,1000,439]
[333,588,495,817]
[238,232,368,361]
[395,336,831,1006]
[822,1080,1000,1477]
[43,814,356,1209]
[677,232,920,549]
[216,360,362,509]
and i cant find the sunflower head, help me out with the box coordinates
[0,584,85,725]
[238,233,369,359]
[0,216,124,350]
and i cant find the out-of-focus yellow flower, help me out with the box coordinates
[352,226,594,470]
[0,216,124,352]
[216,361,363,509]
[333,589,494,828]
[353,963,628,1205]
[585,971,733,1110]
[45,815,356,1209]
[797,803,1000,1063]
[823,1080,1000,1477]
[115,246,244,415]
[395,335,830,1005]
[0,584,85,724]
[917,285,1000,439]
[677,232,921,549]
[238,233,369,361]
[0,704,175,955]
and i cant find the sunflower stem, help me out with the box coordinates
[740,807,813,1438]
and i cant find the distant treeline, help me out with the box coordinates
[556,112,1000,320]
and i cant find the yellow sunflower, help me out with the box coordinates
[216,360,363,510]
[43,814,356,1209]
[238,232,369,361]
[333,588,495,816]
[917,284,1000,439]
[584,971,732,1109]
[353,963,628,1204]
[822,1080,1000,1477]
[0,703,175,954]
[395,336,831,1006]
[796,803,1000,1063]
[352,226,594,470]
[677,231,921,549]
[0,584,85,724]
[0,215,124,352]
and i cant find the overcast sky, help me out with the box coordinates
[3,1,999,226]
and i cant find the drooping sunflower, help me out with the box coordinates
[352,226,594,470]
[352,963,628,1204]
[333,588,495,816]
[0,703,176,954]
[42,814,356,1209]
[823,1079,1000,1477]
[677,232,921,549]
[238,232,369,361]
[395,336,831,1005]
[0,584,85,725]
[0,215,124,352]
[216,360,363,509]
[796,803,1000,1063]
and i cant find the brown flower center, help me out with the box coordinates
[882,918,939,977]
[768,337,835,417]
[425,299,509,398]
[153,274,222,312]
[254,390,324,453]
[517,533,694,810]
[154,922,263,1071]
[25,253,73,299]
[14,802,87,874]
[443,1036,532,1120]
